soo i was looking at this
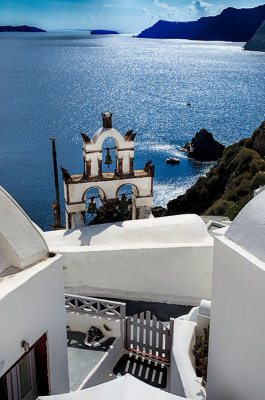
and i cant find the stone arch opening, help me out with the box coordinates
[116,183,139,198]
[83,187,105,226]
[92,128,125,150]
[116,184,138,220]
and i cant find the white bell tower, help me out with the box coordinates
[61,112,155,229]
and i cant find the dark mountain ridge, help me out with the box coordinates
[137,4,265,42]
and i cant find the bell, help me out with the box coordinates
[86,196,97,214]
[104,148,114,168]
[118,194,129,213]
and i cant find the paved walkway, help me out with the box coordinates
[113,353,167,388]
[67,331,114,391]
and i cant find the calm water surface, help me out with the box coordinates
[0,31,264,230]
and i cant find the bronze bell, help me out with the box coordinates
[86,196,97,214]
[118,194,129,213]
[104,148,114,168]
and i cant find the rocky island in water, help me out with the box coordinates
[0,25,46,32]
[137,4,265,42]
[90,29,118,35]
[181,129,225,162]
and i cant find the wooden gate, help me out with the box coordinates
[126,311,174,364]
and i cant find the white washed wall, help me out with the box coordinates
[0,256,69,395]
[207,236,265,400]
[60,244,213,305]
[169,319,206,399]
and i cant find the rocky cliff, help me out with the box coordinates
[167,121,265,220]
[244,21,265,52]
[137,5,265,42]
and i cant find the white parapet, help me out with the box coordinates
[44,214,213,305]
[169,318,206,400]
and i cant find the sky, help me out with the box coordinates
[0,0,264,33]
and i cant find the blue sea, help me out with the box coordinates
[0,31,264,230]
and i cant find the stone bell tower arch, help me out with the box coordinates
[61,112,154,229]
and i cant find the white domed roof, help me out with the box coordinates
[0,186,49,276]
[225,190,265,262]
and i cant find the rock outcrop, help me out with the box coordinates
[185,129,225,162]
[244,21,265,52]
[137,5,265,42]
[166,121,265,220]
[0,25,46,32]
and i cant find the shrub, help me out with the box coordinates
[205,199,233,215]
[224,197,251,220]
[224,189,238,201]
[251,172,265,190]
[207,174,220,189]
[223,143,240,161]
[237,179,251,197]
[244,137,252,148]
[249,159,263,174]
[228,148,258,175]
[193,327,209,387]
[199,187,208,200]
[238,138,247,146]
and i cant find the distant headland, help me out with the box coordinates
[137,4,265,42]
[90,30,118,35]
[244,21,265,52]
[0,25,46,32]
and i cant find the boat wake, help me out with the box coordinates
[137,142,187,159]
[153,180,193,208]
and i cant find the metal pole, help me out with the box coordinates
[50,137,61,228]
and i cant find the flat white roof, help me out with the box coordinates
[44,214,212,250]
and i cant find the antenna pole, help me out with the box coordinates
[50,137,62,228]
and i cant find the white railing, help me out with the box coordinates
[65,293,126,318]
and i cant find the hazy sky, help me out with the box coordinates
[1,0,264,32]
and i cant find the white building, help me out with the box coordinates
[207,189,265,400]
[0,187,69,398]
[2,180,265,400]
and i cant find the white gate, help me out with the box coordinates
[126,311,173,363]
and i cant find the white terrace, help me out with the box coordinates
[2,185,265,400]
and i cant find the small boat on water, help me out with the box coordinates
[186,102,191,106]
[166,157,180,165]
[179,146,187,152]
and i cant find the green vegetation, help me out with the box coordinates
[167,121,265,220]
[193,327,209,387]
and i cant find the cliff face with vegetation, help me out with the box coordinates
[167,121,265,220]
